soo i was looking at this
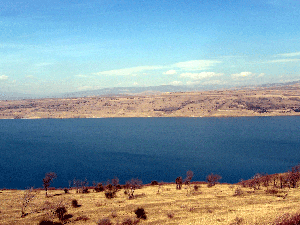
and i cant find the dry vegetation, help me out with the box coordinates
[2,172,300,225]
[0,83,300,119]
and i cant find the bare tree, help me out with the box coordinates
[43,172,57,197]
[206,173,222,187]
[184,170,194,185]
[175,177,183,190]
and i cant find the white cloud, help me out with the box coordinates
[94,59,222,77]
[265,58,300,63]
[0,75,8,81]
[163,70,177,75]
[231,72,253,78]
[133,82,139,86]
[276,52,300,57]
[180,72,223,80]
[95,65,164,76]
[170,81,183,86]
[173,60,221,71]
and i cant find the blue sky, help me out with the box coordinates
[1,0,300,96]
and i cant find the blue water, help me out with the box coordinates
[0,117,300,189]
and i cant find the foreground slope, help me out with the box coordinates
[1,183,299,225]
[0,83,300,119]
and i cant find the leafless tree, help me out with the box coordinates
[43,172,57,197]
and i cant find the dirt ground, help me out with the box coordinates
[1,183,299,225]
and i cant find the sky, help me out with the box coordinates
[1,0,300,96]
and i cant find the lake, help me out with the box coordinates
[1,117,300,189]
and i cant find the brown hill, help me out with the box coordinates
[0,83,300,119]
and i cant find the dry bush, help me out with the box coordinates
[265,188,279,195]
[21,187,36,217]
[175,177,183,190]
[125,178,143,199]
[273,212,300,225]
[39,219,63,225]
[71,199,80,208]
[74,215,89,221]
[94,183,104,192]
[120,217,140,225]
[55,206,67,221]
[134,207,147,219]
[229,217,244,225]
[233,188,244,196]
[97,218,112,225]
[206,173,222,187]
[167,212,174,219]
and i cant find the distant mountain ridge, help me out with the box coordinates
[1,80,299,100]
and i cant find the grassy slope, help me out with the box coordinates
[1,183,299,225]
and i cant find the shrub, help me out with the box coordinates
[71,199,79,208]
[233,188,244,196]
[63,188,69,194]
[273,212,300,225]
[95,183,104,192]
[121,218,140,225]
[82,187,89,193]
[194,185,199,191]
[125,178,143,199]
[74,216,89,221]
[21,187,36,217]
[265,188,279,195]
[43,172,57,197]
[175,177,183,190]
[134,207,147,219]
[184,170,194,185]
[151,180,159,185]
[105,191,117,199]
[167,212,174,218]
[229,217,243,225]
[55,206,67,221]
[206,173,222,187]
[97,218,112,225]
[39,220,63,225]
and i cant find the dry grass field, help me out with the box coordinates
[1,181,300,225]
[0,83,300,119]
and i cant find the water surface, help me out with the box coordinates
[1,117,299,189]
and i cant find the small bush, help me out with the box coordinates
[63,188,69,194]
[206,173,222,187]
[233,188,244,196]
[39,220,63,225]
[97,218,112,225]
[175,177,183,190]
[74,216,89,221]
[194,185,199,191]
[121,218,139,225]
[273,212,300,225]
[151,180,158,185]
[134,207,147,220]
[105,191,117,199]
[71,199,79,208]
[95,183,104,192]
[229,217,244,225]
[167,212,174,218]
[266,188,279,195]
[55,206,67,221]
